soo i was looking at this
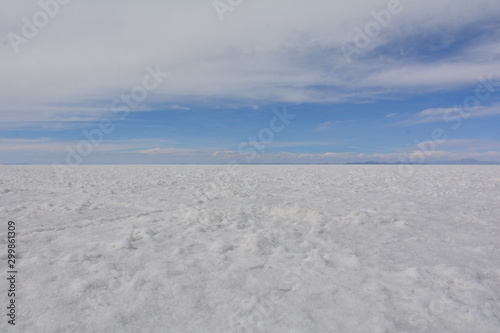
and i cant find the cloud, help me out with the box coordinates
[316,121,340,132]
[0,138,174,154]
[169,105,190,111]
[138,148,200,155]
[2,136,499,164]
[0,137,50,143]
[2,0,500,123]
[360,58,500,90]
[414,139,500,152]
[403,150,500,162]
[403,102,500,125]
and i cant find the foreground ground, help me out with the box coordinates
[0,165,499,332]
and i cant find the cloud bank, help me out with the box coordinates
[2,0,500,123]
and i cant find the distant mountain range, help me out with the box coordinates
[2,159,499,166]
[346,161,403,165]
[346,159,500,165]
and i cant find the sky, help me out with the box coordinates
[1,0,500,165]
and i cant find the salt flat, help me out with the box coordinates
[0,165,499,332]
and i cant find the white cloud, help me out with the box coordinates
[0,137,49,144]
[316,121,340,132]
[360,58,500,90]
[403,102,500,125]
[414,139,500,152]
[1,0,500,123]
[2,136,500,164]
[0,138,174,154]
[169,105,190,111]
[138,148,200,155]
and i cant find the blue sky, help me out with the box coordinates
[1,0,500,164]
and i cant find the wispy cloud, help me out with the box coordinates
[316,121,340,132]
[2,0,500,123]
[360,59,500,91]
[137,148,199,155]
[169,105,190,111]
[414,139,500,152]
[3,141,500,164]
[0,138,175,154]
[0,137,50,144]
[402,102,500,125]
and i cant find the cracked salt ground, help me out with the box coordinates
[0,165,499,332]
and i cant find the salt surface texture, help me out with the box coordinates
[0,165,499,332]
